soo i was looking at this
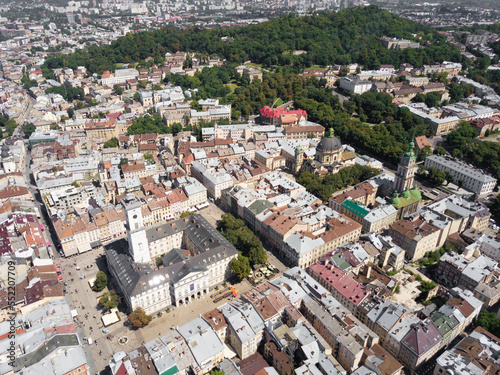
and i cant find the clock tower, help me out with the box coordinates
[394,140,417,193]
[125,201,151,263]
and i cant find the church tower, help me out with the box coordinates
[394,140,417,193]
[292,146,304,174]
[125,201,151,263]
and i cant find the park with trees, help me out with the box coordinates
[217,213,267,280]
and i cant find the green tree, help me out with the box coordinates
[128,307,153,328]
[93,271,108,292]
[444,171,454,186]
[489,195,500,221]
[209,371,225,375]
[458,179,464,189]
[114,85,124,95]
[133,92,141,102]
[191,100,201,111]
[218,213,267,265]
[180,211,195,218]
[99,290,119,310]
[426,167,446,186]
[23,123,36,137]
[424,92,442,108]
[67,108,74,118]
[103,137,119,148]
[434,146,446,156]
[477,311,500,337]
[230,255,251,281]
[120,157,129,165]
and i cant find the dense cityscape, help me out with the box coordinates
[1,1,500,375]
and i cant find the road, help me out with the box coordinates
[13,97,35,137]
[331,88,349,105]
[22,145,55,259]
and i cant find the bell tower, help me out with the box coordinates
[125,201,151,263]
[394,140,417,193]
[292,146,304,174]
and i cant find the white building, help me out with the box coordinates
[424,155,497,196]
[339,76,373,94]
[101,68,139,86]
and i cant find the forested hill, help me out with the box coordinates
[44,6,460,75]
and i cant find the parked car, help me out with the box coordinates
[79,274,86,279]
[102,328,110,334]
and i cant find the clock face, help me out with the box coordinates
[133,214,138,219]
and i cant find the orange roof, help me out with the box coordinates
[415,136,432,150]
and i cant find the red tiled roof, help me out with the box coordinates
[260,106,307,119]
[309,262,369,306]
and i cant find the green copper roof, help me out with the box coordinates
[432,311,460,337]
[161,366,179,375]
[248,200,273,215]
[332,253,351,271]
[409,189,422,200]
[404,139,416,158]
[326,128,335,137]
[341,199,369,218]
[390,189,421,209]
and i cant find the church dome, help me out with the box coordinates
[409,187,422,200]
[317,128,342,153]
[391,196,402,207]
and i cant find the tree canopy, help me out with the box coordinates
[41,6,461,75]
[297,165,381,202]
[218,213,267,266]
[99,290,119,310]
[128,307,153,328]
[93,271,108,292]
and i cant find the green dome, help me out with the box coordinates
[295,146,303,154]
[409,189,421,200]
[401,190,411,199]
[391,196,402,207]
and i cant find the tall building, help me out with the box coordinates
[124,200,150,263]
[292,146,304,174]
[394,140,417,193]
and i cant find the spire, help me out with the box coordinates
[327,128,334,138]
[404,139,416,158]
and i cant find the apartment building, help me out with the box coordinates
[389,217,441,261]
[307,262,369,313]
[281,214,362,268]
[300,296,364,373]
[434,327,500,375]
[424,155,497,196]
[398,319,443,371]
[85,118,118,142]
[101,68,139,85]
[219,301,265,360]
[284,124,325,139]
[178,318,225,374]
